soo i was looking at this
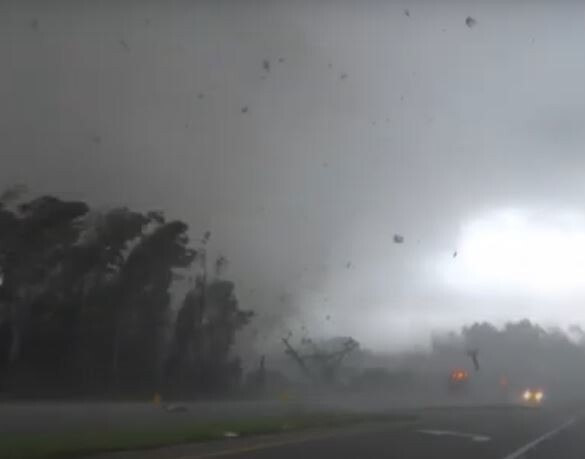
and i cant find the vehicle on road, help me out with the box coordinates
[521,388,545,406]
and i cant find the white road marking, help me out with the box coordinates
[501,416,578,459]
[418,429,491,442]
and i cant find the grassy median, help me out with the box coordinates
[0,412,416,459]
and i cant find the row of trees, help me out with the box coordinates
[0,188,252,397]
[419,320,585,398]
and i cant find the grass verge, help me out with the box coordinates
[0,412,416,459]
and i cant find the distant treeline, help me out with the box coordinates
[0,188,252,398]
[421,320,585,397]
[340,320,585,398]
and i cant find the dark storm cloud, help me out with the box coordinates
[2,0,585,350]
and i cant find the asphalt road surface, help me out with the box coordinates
[93,404,585,459]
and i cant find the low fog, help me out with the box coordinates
[3,0,585,402]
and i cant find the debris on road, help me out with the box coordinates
[164,404,188,413]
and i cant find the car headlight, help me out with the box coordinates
[534,391,544,401]
[523,390,533,400]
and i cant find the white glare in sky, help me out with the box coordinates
[442,209,585,296]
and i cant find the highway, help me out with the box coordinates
[91,404,585,459]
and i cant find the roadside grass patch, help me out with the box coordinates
[0,412,416,459]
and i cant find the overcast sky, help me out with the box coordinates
[3,0,585,352]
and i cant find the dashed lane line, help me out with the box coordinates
[501,416,578,459]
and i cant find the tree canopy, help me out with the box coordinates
[0,190,252,398]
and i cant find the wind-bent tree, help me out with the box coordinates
[0,189,252,397]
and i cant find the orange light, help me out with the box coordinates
[451,370,468,381]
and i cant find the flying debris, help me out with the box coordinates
[278,57,285,63]
[326,315,331,321]
[118,39,130,51]
[346,261,352,269]
[339,73,348,80]
[465,16,477,28]
[393,234,404,244]
[29,19,39,31]
[241,106,249,113]
[91,135,102,145]
[197,93,204,100]
[262,59,271,73]
[467,349,480,371]
[453,251,458,258]
[403,9,410,17]
[215,255,228,276]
